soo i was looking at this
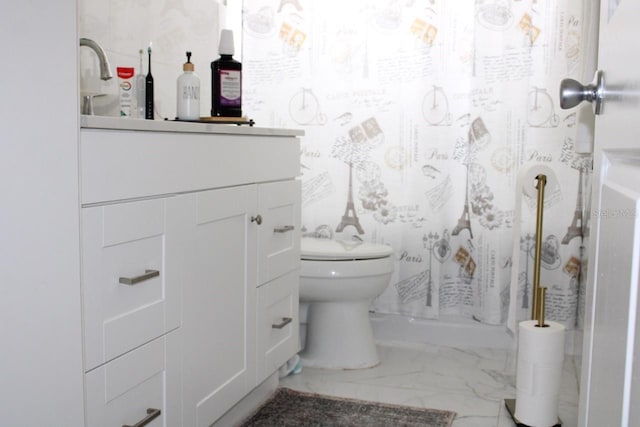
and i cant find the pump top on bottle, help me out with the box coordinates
[177,51,200,121]
[183,51,195,72]
[211,29,242,117]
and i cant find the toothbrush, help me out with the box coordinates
[136,49,145,119]
[145,43,154,120]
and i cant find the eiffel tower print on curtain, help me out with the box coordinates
[336,162,365,234]
[561,168,584,244]
[452,163,473,239]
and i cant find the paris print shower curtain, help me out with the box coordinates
[242,0,596,328]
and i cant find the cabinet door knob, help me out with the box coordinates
[272,317,293,329]
[122,408,161,427]
[274,225,295,233]
[119,269,160,285]
[251,214,263,225]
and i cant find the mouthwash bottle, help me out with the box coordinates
[211,29,242,117]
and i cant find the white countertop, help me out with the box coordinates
[80,115,304,137]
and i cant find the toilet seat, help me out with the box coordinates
[301,237,393,261]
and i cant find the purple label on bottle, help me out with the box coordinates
[220,69,241,106]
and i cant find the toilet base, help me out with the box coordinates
[300,300,379,369]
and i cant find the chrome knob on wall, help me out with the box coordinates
[559,70,605,114]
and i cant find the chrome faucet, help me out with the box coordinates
[80,38,112,114]
[80,38,112,80]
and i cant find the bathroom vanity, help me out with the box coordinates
[80,116,301,426]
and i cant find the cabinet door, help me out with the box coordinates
[85,329,181,427]
[82,197,182,371]
[257,180,301,285]
[181,185,257,427]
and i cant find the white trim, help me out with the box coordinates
[371,312,582,355]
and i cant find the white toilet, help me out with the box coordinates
[299,237,394,369]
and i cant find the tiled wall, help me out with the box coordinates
[78,0,240,119]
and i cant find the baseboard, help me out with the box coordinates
[370,312,582,355]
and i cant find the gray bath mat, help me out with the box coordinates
[239,387,456,426]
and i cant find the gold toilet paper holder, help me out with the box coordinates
[531,174,548,328]
[505,174,562,427]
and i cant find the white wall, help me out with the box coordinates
[0,1,84,425]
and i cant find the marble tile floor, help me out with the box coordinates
[280,341,579,427]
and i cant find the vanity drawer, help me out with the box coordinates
[257,180,301,286]
[256,269,299,383]
[82,197,182,371]
[80,128,301,205]
[85,330,181,427]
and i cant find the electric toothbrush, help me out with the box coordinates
[145,44,154,120]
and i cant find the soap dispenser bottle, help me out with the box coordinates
[211,29,242,117]
[177,51,201,121]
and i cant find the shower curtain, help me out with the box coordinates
[242,0,596,328]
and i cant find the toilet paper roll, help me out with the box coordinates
[515,320,565,427]
[519,164,557,200]
[507,164,559,333]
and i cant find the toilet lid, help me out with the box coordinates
[301,237,393,261]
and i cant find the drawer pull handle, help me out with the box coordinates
[119,269,160,285]
[274,225,295,233]
[123,408,161,427]
[272,317,293,329]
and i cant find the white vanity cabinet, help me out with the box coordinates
[80,117,301,427]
